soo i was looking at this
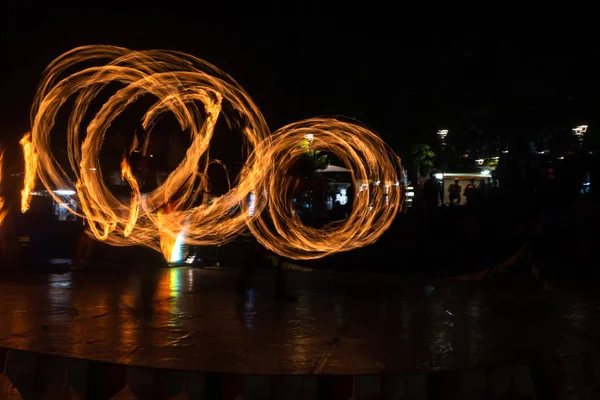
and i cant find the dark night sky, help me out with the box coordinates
[1,4,598,162]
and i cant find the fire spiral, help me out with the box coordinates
[22,45,403,260]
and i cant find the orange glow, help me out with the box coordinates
[0,149,7,225]
[157,205,176,262]
[23,45,403,261]
[19,133,38,213]
[248,118,403,259]
[120,156,141,238]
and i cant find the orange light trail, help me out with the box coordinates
[20,133,38,213]
[22,45,403,261]
[0,148,7,225]
[248,118,403,259]
[120,156,141,238]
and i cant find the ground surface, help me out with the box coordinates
[0,266,598,375]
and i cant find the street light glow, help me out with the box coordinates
[54,190,76,196]
[572,125,588,136]
[437,129,448,138]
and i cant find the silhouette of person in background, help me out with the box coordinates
[236,240,263,296]
[0,210,18,268]
[73,218,94,271]
[448,179,462,206]
[424,173,440,207]
[479,178,489,196]
[330,200,345,220]
[343,184,355,217]
[464,179,477,205]
[423,173,441,228]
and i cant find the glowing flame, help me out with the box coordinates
[157,204,185,263]
[157,206,176,262]
[120,156,141,238]
[169,230,186,264]
[0,149,8,225]
[160,232,177,262]
[23,45,403,262]
[19,133,38,213]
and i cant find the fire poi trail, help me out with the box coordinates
[19,45,403,260]
[0,148,8,226]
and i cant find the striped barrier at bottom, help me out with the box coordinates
[1,347,599,399]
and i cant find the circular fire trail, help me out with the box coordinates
[21,45,403,260]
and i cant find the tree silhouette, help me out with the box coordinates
[411,143,436,178]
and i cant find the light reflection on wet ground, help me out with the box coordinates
[0,267,599,374]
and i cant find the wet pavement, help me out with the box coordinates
[0,266,599,375]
